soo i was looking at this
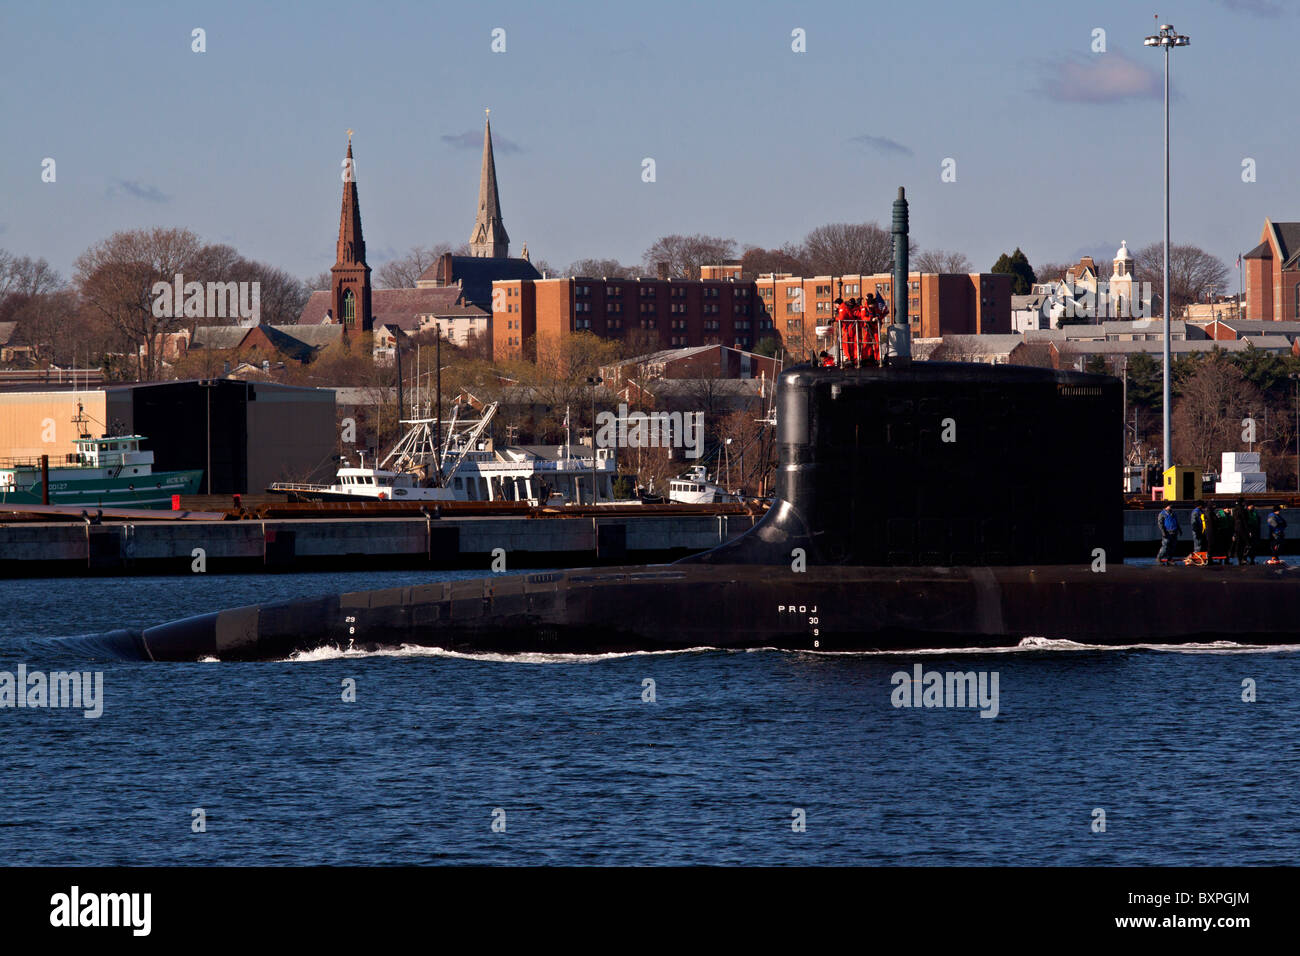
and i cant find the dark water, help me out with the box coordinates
[1,569,1297,865]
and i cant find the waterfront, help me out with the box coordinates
[2,569,1297,865]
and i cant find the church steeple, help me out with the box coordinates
[331,130,372,331]
[469,110,510,258]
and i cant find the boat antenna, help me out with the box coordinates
[434,333,443,485]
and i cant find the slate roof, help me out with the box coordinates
[297,287,466,326]
[270,323,342,348]
[1272,222,1300,269]
[190,326,250,349]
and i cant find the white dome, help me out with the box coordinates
[1114,240,1132,261]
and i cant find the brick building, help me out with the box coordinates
[1243,219,1300,322]
[755,271,1011,353]
[493,275,770,360]
[495,268,1011,361]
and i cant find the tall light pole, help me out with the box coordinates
[1145,20,1190,474]
[587,375,603,505]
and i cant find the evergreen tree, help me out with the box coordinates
[991,247,1037,295]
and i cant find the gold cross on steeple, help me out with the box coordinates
[346,128,353,143]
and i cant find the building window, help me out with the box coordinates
[342,289,355,327]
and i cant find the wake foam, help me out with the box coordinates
[279,643,727,664]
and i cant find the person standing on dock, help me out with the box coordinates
[1231,500,1249,566]
[1268,505,1287,562]
[1243,503,1259,565]
[1156,504,1180,564]
[1190,501,1206,556]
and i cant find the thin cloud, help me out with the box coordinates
[1039,51,1162,103]
[1214,0,1284,16]
[440,130,522,154]
[109,179,170,203]
[848,134,913,157]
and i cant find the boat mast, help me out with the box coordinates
[434,334,442,486]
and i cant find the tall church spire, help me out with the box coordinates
[331,130,372,331]
[469,110,510,258]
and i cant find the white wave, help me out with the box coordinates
[249,637,1300,664]
[279,643,725,665]
[792,637,1300,657]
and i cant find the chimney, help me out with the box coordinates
[656,261,669,280]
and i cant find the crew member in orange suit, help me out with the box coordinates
[839,298,860,364]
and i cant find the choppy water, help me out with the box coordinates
[1,569,1297,865]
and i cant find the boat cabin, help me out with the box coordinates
[73,435,155,470]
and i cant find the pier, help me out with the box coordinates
[0,508,763,577]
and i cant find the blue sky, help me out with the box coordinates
[2,0,1295,285]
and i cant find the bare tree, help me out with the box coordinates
[1171,357,1265,471]
[376,243,456,288]
[1134,242,1229,313]
[237,262,309,325]
[928,336,992,363]
[913,248,972,274]
[8,289,79,365]
[739,244,809,277]
[1008,342,1055,368]
[568,258,635,278]
[74,227,210,380]
[642,234,737,280]
[801,222,915,276]
[303,270,333,293]
[0,251,64,301]
[1034,262,1073,285]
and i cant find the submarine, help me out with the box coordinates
[118,188,1300,662]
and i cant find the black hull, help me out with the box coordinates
[125,563,1300,662]
[120,362,1300,662]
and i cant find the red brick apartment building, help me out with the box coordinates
[493,276,771,360]
[1244,219,1300,322]
[494,269,1011,361]
[755,272,1011,350]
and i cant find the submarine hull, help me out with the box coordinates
[129,563,1300,662]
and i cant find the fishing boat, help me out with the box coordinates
[667,464,741,504]
[0,434,202,509]
[269,401,617,505]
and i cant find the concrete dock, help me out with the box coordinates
[0,512,762,576]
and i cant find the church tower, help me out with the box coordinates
[469,111,510,258]
[331,131,373,331]
[1110,240,1135,318]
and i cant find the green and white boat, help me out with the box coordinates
[0,435,202,509]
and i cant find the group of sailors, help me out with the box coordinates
[820,295,888,368]
[1156,500,1288,566]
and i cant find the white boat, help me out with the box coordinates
[667,464,740,504]
[270,401,616,505]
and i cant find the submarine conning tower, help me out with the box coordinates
[684,185,1123,569]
